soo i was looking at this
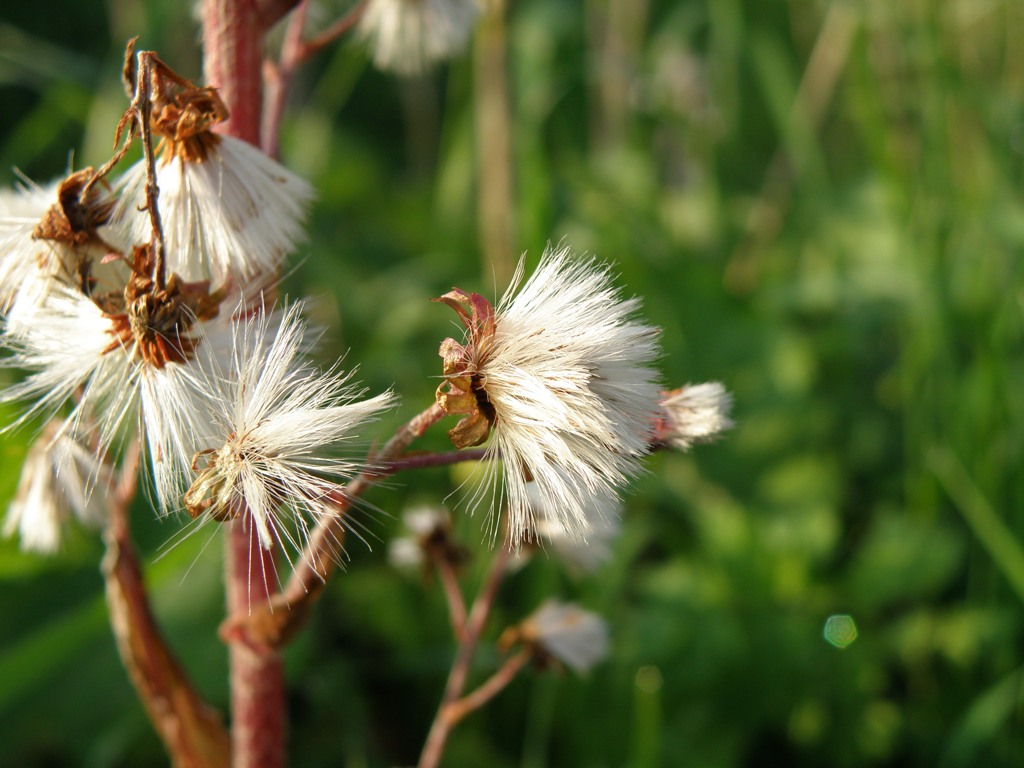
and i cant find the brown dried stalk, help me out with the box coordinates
[103,440,231,768]
[435,553,469,640]
[443,649,530,729]
[128,49,170,288]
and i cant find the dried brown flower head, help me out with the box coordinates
[102,245,225,368]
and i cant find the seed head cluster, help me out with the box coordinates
[0,42,731,578]
[0,51,388,557]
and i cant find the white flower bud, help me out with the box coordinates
[520,600,610,674]
[660,382,733,450]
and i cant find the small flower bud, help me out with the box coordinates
[389,505,468,572]
[658,382,733,450]
[506,600,610,674]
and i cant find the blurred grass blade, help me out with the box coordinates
[929,447,1024,605]
[940,664,1024,767]
[747,30,827,190]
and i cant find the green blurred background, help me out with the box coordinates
[1,0,1023,765]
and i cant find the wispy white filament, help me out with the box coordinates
[0,283,123,429]
[526,481,622,573]
[0,179,59,312]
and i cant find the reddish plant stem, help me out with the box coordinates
[104,440,231,768]
[418,541,512,768]
[301,0,369,58]
[225,518,286,768]
[257,0,303,30]
[202,0,264,146]
[284,402,446,599]
[444,649,530,729]
[262,0,370,158]
[261,0,309,158]
[383,447,488,474]
[434,555,468,640]
[200,3,287,767]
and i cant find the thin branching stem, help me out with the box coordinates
[257,0,304,30]
[81,125,136,202]
[81,42,142,201]
[419,539,512,768]
[383,447,489,474]
[286,401,448,595]
[301,0,369,58]
[434,554,468,640]
[444,649,530,729]
[80,45,169,277]
[261,0,309,158]
[262,0,370,158]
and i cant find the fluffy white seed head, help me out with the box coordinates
[0,274,236,511]
[0,176,120,318]
[447,245,661,548]
[140,339,230,512]
[181,304,396,556]
[113,136,314,284]
[660,382,733,450]
[0,283,123,429]
[358,0,479,75]
[4,420,113,553]
[0,178,56,219]
[520,600,610,674]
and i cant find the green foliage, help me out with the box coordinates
[1,0,1023,766]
